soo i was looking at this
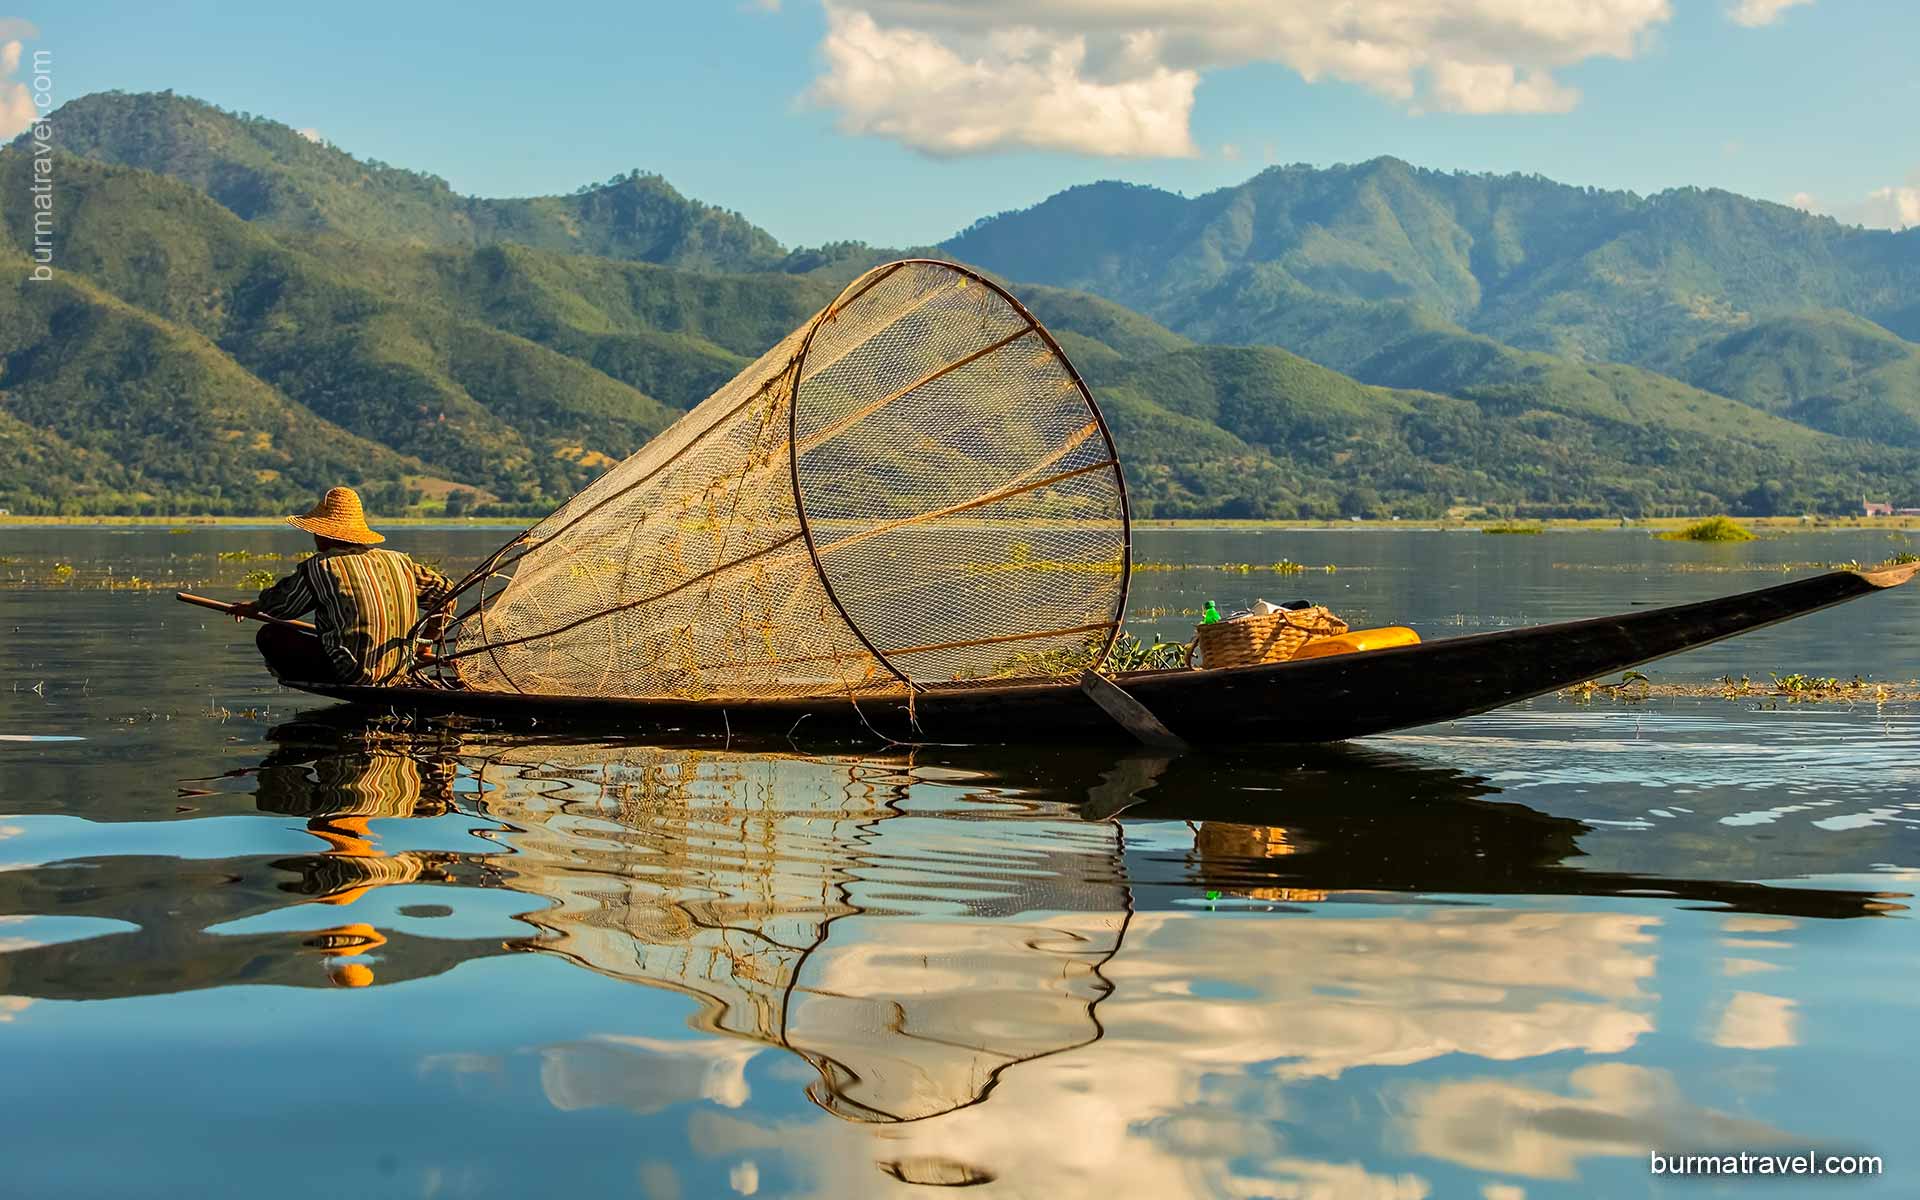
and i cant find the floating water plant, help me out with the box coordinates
[976,559,1342,575]
[1560,669,1915,703]
[1484,521,1544,535]
[1771,672,1854,695]
[1561,670,1650,700]
[1659,515,1755,542]
[1197,560,1340,574]
[1100,632,1191,672]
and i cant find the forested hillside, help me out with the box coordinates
[39,91,787,272]
[944,160,1920,363]
[4,91,1916,519]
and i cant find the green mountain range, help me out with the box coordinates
[49,91,786,272]
[945,164,1920,457]
[3,91,1916,518]
[945,163,1920,358]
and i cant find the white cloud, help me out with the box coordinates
[1728,0,1815,28]
[810,0,1670,156]
[1427,62,1579,114]
[0,36,36,139]
[813,8,1199,157]
[296,126,327,144]
[1862,185,1920,230]
[1792,172,1920,230]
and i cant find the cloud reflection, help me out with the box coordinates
[1396,1063,1798,1179]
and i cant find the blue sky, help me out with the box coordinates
[3,1,1914,246]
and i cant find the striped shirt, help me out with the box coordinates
[257,548,454,684]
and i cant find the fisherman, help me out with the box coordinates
[230,487,455,685]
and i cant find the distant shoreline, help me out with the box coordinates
[1139,516,1920,532]
[3,514,1917,533]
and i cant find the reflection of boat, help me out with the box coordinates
[1093,748,1909,920]
[10,730,1892,1199]
[0,721,1896,1167]
[2,732,1896,1017]
[287,563,1917,743]
[437,734,1892,1166]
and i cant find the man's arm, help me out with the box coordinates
[413,559,457,637]
[254,566,317,620]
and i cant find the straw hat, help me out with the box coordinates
[287,487,384,545]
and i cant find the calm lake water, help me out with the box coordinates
[2,526,1916,1198]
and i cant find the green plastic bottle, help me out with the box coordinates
[1202,600,1221,624]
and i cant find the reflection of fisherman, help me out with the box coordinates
[229,487,454,685]
[255,741,460,986]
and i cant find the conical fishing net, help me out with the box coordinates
[441,259,1130,700]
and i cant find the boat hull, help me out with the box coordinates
[286,565,1915,745]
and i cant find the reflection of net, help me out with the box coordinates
[475,744,879,1048]
[446,260,1129,700]
[469,740,1127,1124]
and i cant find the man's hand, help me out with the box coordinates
[229,600,263,624]
[420,596,457,641]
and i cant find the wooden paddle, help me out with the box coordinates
[176,591,316,633]
[1080,670,1188,750]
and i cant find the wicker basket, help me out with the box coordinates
[1191,607,1349,670]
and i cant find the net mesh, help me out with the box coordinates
[445,260,1129,700]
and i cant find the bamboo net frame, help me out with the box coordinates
[438,260,1131,701]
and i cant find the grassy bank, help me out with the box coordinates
[1128,515,1920,532]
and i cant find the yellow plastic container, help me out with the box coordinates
[1289,626,1421,661]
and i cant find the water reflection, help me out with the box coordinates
[254,743,464,984]
[2,722,1907,1195]
[1117,754,1908,919]
[1394,1062,1802,1180]
[0,739,506,1000]
[450,736,1131,1124]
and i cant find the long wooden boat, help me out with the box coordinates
[280,562,1916,746]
